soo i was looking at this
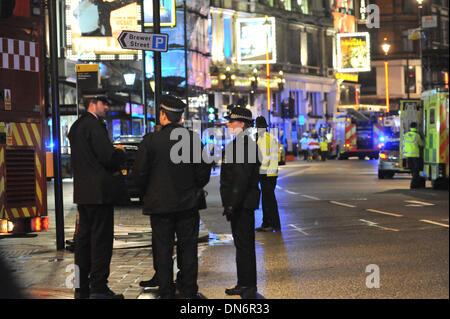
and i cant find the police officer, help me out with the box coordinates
[299,132,309,160]
[132,95,211,299]
[403,122,424,188]
[320,137,329,161]
[221,107,261,299]
[254,116,281,232]
[68,89,126,299]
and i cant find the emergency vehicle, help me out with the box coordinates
[398,90,449,189]
[329,105,387,160]
[0,1,49,234]
[422,89,449,189]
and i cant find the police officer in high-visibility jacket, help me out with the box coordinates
[319,137,328,161]
[255,116,281,232]
[403,122,424,188]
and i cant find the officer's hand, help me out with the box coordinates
[222,206,233,222]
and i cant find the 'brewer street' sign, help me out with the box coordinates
[118,31,168,52]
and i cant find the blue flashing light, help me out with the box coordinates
[379,136,385,142]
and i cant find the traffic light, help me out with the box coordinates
[207,106,218,122]
[281,102,289,119]
[288,97,295,118]
[0,0,15,19]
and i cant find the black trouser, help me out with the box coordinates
[302,150,308,160]
[150,209,199,297]
[259,175,281,229]
[321,150,328,161]
[75,204,114,294]
[408,157,423,188]
[231,208,257,288]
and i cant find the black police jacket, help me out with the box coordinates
[68,112,126,205]
[220,131,261,212]
[132,123,211,214]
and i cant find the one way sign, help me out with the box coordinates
[118,31,168,52]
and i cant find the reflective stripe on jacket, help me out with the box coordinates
[403,128,422,158]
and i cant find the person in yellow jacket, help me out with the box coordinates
[403,122,424,189]
[255,116,281,232]
[319,137,328,161]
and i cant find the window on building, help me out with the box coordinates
[298,0,309,14]
[402,30,414,52]
[405,66,416,93]
[402,0,416,14]
[307,31,318,66]
[442,17,449,46]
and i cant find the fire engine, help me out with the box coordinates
[0,1,49,234]
[329,105,388,160]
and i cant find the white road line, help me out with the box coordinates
[366,209,403,218]
[406,204,424,207]
[405,200,435,206]
[288,224,309,236]
[359,219,400,232]
[285,190,300,195]
[420,220,449,228]
[330,201,356,208]
[301,195,320,200]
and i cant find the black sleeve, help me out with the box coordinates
[193,132,212,189]
[131,134,153,192]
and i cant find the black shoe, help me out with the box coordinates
[225,285,256,296]
[139,276,159,288]
[90,288,124,299]
[74,288,89,299]
[176,292,206,299]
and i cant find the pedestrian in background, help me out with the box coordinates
[132,95,211,299]
[255,116,281,232]
[68,89,126,299]
[319,137,329,161]
[308,132,320,161]
[403,122,424,189]
[299,132,309,160]
[221,107,261,299]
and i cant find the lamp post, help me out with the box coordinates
[381,40,391,113]
[124,72,136,134]
[417,0,424,92]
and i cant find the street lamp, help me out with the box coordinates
[417,0,424,92]
[381,40,391,113]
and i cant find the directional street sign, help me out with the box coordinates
[118,31,168,52]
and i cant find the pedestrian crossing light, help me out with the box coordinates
[208,106,217,122]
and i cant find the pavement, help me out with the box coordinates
[0,159,448,299]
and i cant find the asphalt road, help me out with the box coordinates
[198,159,449,299]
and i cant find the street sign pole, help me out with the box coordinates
[141,0,148,133]
[49,0,65,250]
[153,0,162,126]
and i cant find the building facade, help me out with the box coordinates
[209,0,339,152]
[359,0,449,110]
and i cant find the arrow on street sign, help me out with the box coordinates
[118,31,168,52]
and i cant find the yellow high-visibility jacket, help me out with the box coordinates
[320,140,328,151]
[403,128,423,158]
[257,131,279,177]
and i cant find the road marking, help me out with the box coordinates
[405,200,435,206]
[359,219,400,232]
[406,204,424,207]
[288,224,309,236]
[420,220,449,228]
[301,195,320,200]
[330,201,356,208]
[285,190,300,195]
[276,185,283,190]
[366,209,403,218]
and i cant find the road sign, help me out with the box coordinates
[118,31,168,52]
